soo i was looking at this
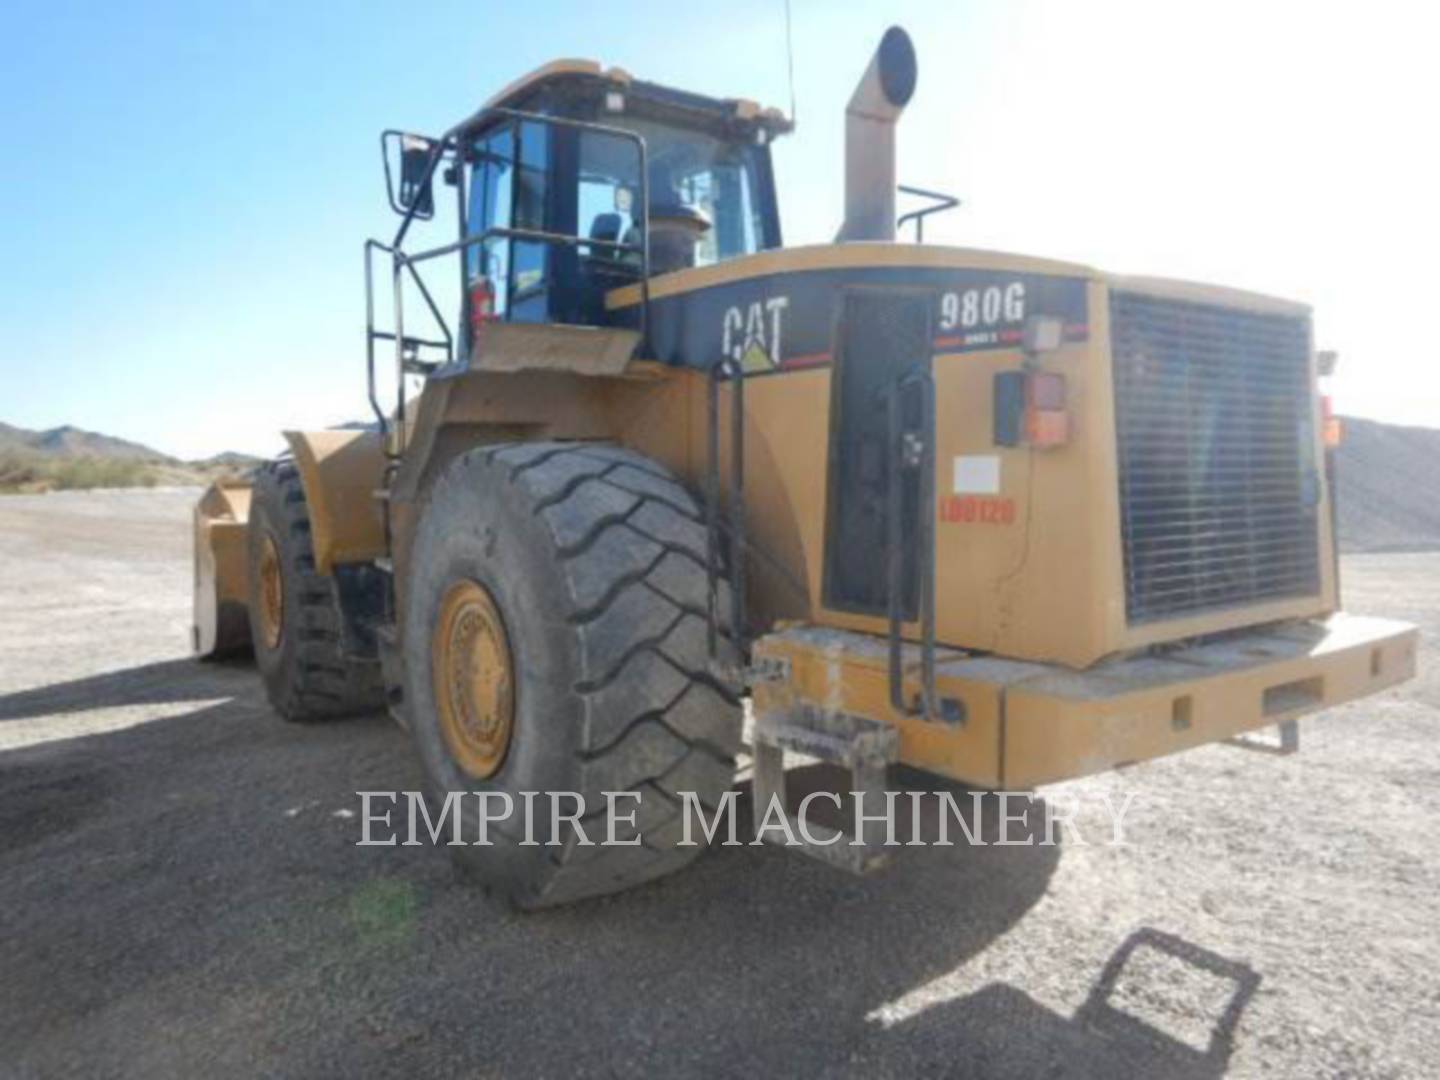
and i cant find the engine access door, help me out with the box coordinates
[821,287,935,619]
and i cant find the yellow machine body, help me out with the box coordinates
[192,54,1416,794]
[596,245,1344,670]
[750,614,1416,788]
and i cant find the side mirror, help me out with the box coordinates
[382,131,437,219]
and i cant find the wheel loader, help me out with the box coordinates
[193,27,1417,907]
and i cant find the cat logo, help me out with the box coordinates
[721,296,789,372]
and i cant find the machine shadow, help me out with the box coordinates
[1,679,1261,1078]
[0,655,255,722]
[456,762,1071,1074]
[461,761,1262,1076]
[875,927,1261,1078]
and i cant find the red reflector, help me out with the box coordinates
[1020,372,1069,447]
[1027,408,1070,448]
[1321,395,1343,447]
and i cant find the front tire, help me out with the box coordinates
[246,460,384,721]
[403,442,742,909]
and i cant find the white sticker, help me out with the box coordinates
[953,455,1001,495]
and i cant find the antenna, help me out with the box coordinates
[784,0,798,126]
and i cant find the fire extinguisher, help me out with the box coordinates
[468,275,497,344]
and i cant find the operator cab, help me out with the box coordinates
[383,61,789,365]
[458,63,788,333]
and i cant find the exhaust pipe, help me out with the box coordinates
[836,26,918,243]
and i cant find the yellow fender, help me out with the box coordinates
[191,429,387,658]
[279,429,387,574]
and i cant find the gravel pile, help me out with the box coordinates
[1336,416,1440,553]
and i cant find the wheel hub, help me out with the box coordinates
[432,578,515,779]
[257,532,284,651]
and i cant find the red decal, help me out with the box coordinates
[780,351,832,370]
[940,495,1015,525]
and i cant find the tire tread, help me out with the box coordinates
[251,459,383,722]
[483,442,741,905]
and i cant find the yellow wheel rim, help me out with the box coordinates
[257,532,284,651]
[432,578,515,780]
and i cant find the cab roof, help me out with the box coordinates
[481,59,793,138]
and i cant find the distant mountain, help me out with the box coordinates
[0,421,259,493]
[0,422,174,462]
[0,421,38,454]
[1335,416,1440,553]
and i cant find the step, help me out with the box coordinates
[750,706,900,875]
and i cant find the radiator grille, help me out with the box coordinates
[1110,291,1321,624]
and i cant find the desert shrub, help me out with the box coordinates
[0,453,156,492]
[0,452,45,490]
[50,457,151,490]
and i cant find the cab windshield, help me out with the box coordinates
[460,111,774,328]
[618,117,770,267]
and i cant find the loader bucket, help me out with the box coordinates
[192,478,253,657]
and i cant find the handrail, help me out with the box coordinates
[887,368,937,719]
[396,224,644,268]
[364,239,455,441]
[388,106,652,256]
[896,184,960,243]
[363,239,392,437]
[364,106,654,459]
[706,357,747,672]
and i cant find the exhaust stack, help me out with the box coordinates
[836,26,918,243]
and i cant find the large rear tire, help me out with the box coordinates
[247,460,384,721]
[402,442,742,909]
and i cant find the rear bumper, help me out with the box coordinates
[750,613,1418,788]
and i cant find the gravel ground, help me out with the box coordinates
[0,488,1436,1078]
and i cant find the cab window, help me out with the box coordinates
[621,117,769,268]
[577,129,641,263]
[466,126,514,313]
[510,121,551,321]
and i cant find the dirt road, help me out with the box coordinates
[1,489,1436,1077]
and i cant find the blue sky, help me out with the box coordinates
[3,0,1436,458]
